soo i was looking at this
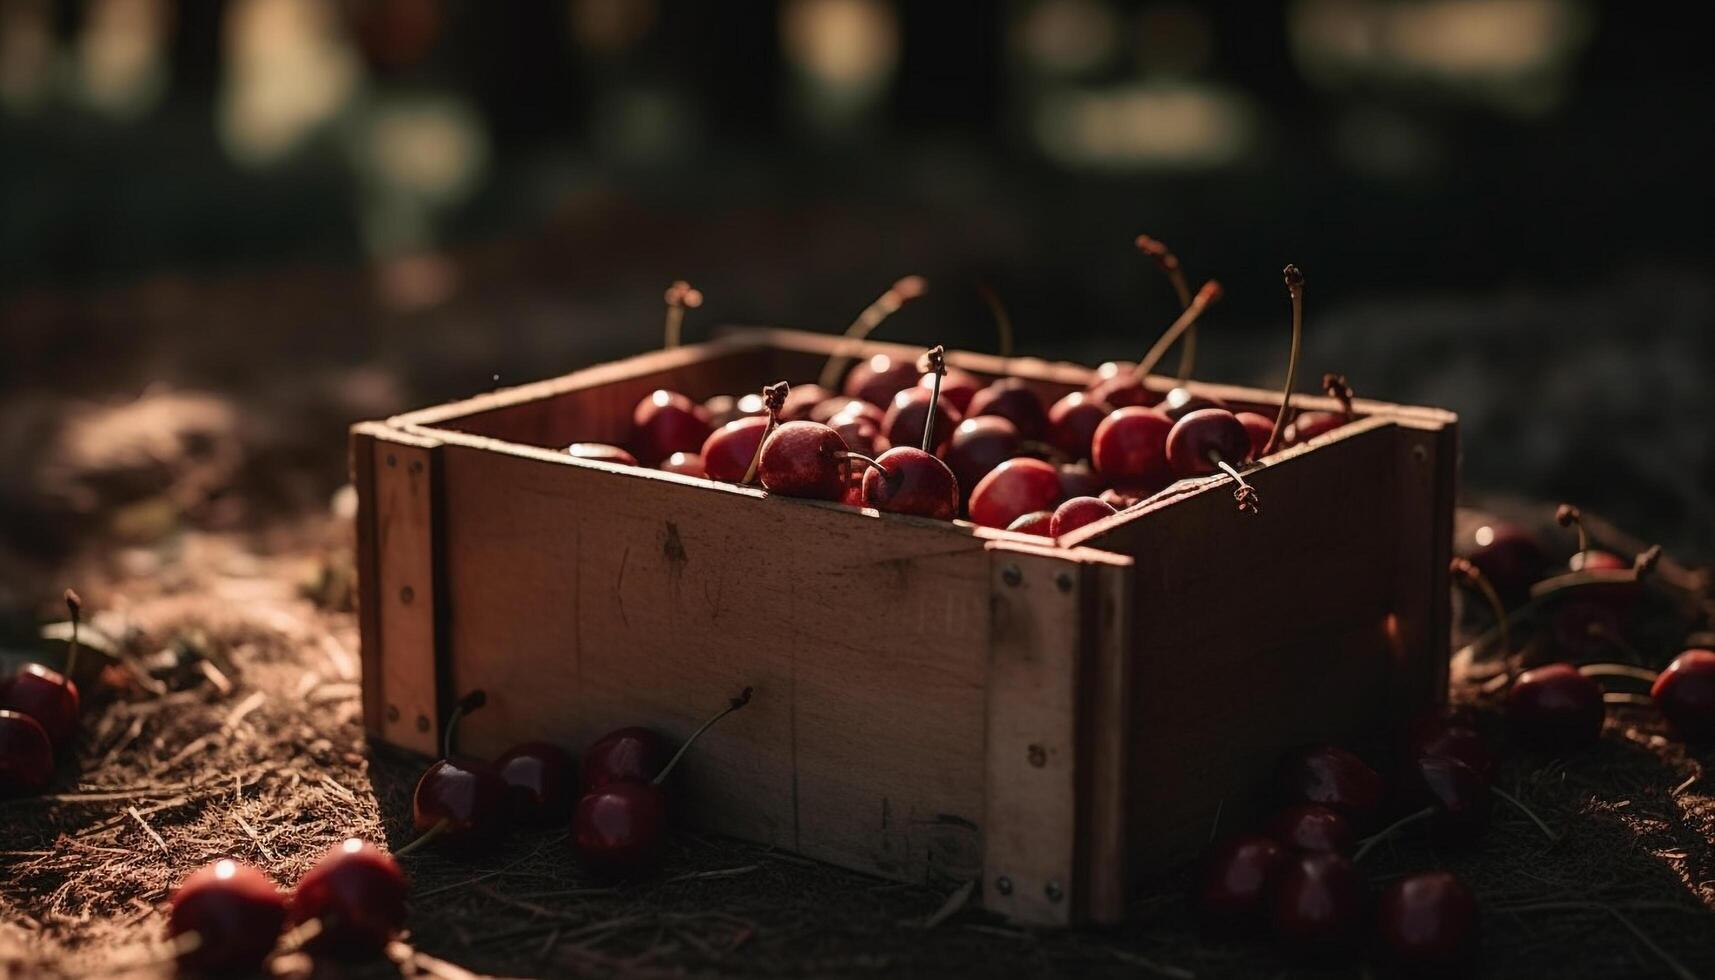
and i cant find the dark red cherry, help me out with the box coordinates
[965,379,1048,441]
[813,396,884,426]
[168,859,287,974]
[659,452,705,478]
[1376,871,1477,970]
[703,393,764,428]
[581,727,668,791]
[573,781,667,875]
[1413,755,1492,842]
[1166,409,1252,478]
[1056,463,1101,501]
[495,741,574,823]
[1268,804,1355,854]
[566,442,639,466]
[918,366,981,414]
[1235,411,1274,459]
[288,838,406,956]
[1286,410,1346,444]
[1160,387,1230,421]
[828,408,884,456]
[843,353,920,407]
[0,663,78,749]
[1088,373,1160,409]
[758,421,848,500]
[1278,745,1385,825]
[779,383,834,422]
[1090,407,1173,489]
[945,416,1020,500]
[1271,852,1366,954]
[861,448,959,520]
[1458,519,1547,608]
[1652,649,1715,743]
[968,457,1062,529]
[1195,834,1287,929]
[1049,496,1116,537]
[1006,511,1055,536]
[883,387,961,455]
[1047,391,1112,461]
[411,757,506,846]
[701,416,769,483]
[1407,718,1497,784]
[0,709,53,795]
[1568,549,1628,572]
[1506,662,1603,751]
[630,390,712,466]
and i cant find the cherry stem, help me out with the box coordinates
[1136,234,1196,381]
[1213,458,1259,516]
[838,451,883,474]
[1579,663,1660,684]
[1262,265,1305,456]
[652,687,754,786]
[662,280,702,350]
[1451,558,1511,666]
[1557,504,1592,568]
[975,285,1015,361]
[394,818,449,857]
[443,689,486,760]
[1605,691,1656,707]
[816,276,929,392]
[741,383,788,486]
[64,588,82,679]
[1323,373,1354,415]
[920,345,946,453]
[1491,786,1560,842]
[1131,280,1221,383]
[1352,806,1434,862]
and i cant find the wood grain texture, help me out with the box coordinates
[1081,557,1134,924]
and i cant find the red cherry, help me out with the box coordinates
[701,416,770,483]
[1568,550,1628,572]
[1412,755,1492,843]
[944,416,1020,501]
[1047,391,1112,461]
[702,393,764,428]
[1407,718,1497,784]
[582,727,668,791]
[842,353,920,407]
[1376,871,1477,970]
[1049,496,1116,537]
[968,457,1062,529]
[1268,804,1355,854]
[1235,411,1274,459]
[917,366,981,413]
[1277,745,1385,825]
[1005,511,1055,536]
[411,757,506,847]
[861,448,959,520]
[1271,852,1366,954]
[574,781,667,874]
[965,379,1048,441]
[1506,663,1603,751]
[288,838,406,956]
[812,396,883,425]
[828,408,884,456]
[168,859,287,974]
[1056,463,1101,501]
[0,663,79,749]
[1087,373,1160,409]
[1159,387,1231,421]
[630,390,712,466]
[1195,834,1287,929]
[1165,408,1252,478]
[1090,407,1174,490]
[1652,649,1715,743]
[659,452,705,478]
[495,740,574,823]
[566,442,639,466]
[882,387,960,455]
[0,709,53,795]
[758,421,849,500]
[1458,519,1547,608]
[779,383,834,422]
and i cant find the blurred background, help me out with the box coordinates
[1,0,1711,576]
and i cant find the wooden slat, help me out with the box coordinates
[1081,558,1133,924]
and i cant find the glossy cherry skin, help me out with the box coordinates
[843,354,920,407]
[566,442,639,466]
[1090,407,1174,489]
[1049,496,1116,537]
[758,421,849,500]
[1100,486,1148,509]
[1159,387,1230,421]
[1286,410,1347,444]
[811,396,883,425]
[1047,392,1112,461]
[573,781,667,874]
[582,727,668,791]
[1235,411,1275,458]
[0,709,53,795]
[1165,409,1253,478]
[1271,852,1366,954]
[701,416,769,483]
[659,452,706,478]
[1376,871,1477,970]
[0,664,78,749]
[1568,549,1628,572]
[1195,834,1287,930]
[1413,755,1492,843]
[168,859,287,975]
[703,393,764,428]
[1652,649,1715,743]
[1088,373,1159,409]
[918,367,981,414]
[1056,463,1101,501]
[1506,662,1603,751]
[883,387,961,455]
[1006,511,1055,536]
[965,379,1048,441]
[1458,519,1547,607]
[1407,717,1497,784]
[968,457,1063,529]
[495,741,574,823]
[631,390,712,466]
[288,839,406,956]
[1277,745,1385,825]
[779,383,835,422]
[862,448,959,520]
[1268,804,1354,854]
[828,408,884,456]
[412,757,506,845]
[944,416,1020,501]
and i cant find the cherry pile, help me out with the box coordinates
[566,247,1357,538]
[1,591,85,798]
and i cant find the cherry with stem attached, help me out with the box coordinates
[0,709,53,796]
[1195,834,1287,931]
[400,690,505,855]
[1261,264,1306,457]
[1135,233,1198,381]
[709,382,785,486]
[1557,503,1628,572]
[860,346,960,520]
[1091,280,1222,409]
[1581,649,1715,744]
[661,280,703,350]
[167,859,288,974]
[574,687,754,874]
[495,740,575,824]
[287,837,407,958]
[1506,661,1604,752]
[1,588,83,751]
[818,276,929,399]
[1352,755,1557,860]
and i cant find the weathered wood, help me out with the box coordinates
[1081,556,1134,924]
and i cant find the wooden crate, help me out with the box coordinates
[352,326,1457,927]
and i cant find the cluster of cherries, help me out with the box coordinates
[0,591,87,798]
[568,248,1351,538]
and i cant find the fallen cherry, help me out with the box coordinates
[495,740,574,823]
[1406,714,1497,783]
[1271,851,1365,955]
[1268,804,1355,854]
[1049,496,1116,537]
[1651,649,1715,743]
[1376,871,1477,970]
[1195,834,1287,930]
[566,442,639,466]
[574,687,753,874]
[401,690,505,853]
[582,727,668,791]
[1458,518,1547,608]
[630,390,712,466]
[861,346,960,519]
[1089,407,1174,491]
[1506,662,1603,752]
[1355,755,1555,859]
[968,457,1063,529]
[945,416,1021,501]
[1277,745,1385,826]
[659,452,705,478]
[1006,511,1055,536]
[287,838,406,957]
[1,589,83,750]
[168,859,287,974]
[1047,391,1112,461]
[0,709,53,795]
